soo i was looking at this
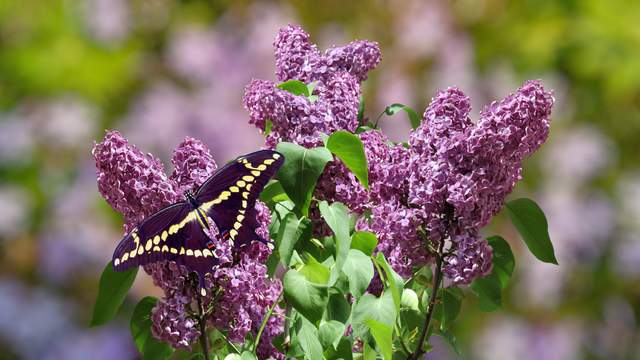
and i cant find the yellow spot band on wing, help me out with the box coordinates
[230,229,238,239]
[242,175,254,182]
[264,159,275,165]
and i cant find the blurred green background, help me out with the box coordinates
[0,0,638,359]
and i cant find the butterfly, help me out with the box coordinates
[111,150,284,296]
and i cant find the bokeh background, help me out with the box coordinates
[0,1,638,359]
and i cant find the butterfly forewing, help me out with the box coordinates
[112,203,192,271]
[195,150,284,248]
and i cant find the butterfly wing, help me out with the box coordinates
[112,202,193,271]
[195,150,284,248]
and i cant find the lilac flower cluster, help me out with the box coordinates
[244,24,554,286]
[407,81,554,284]
[93,131,283,355]
[243,24,381,148]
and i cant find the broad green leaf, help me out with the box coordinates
[350,231,378,256]
[375,253,403,312]
[326,131,369,189]
[259,180,289,204]
[319,201,352,284]
[277,80,309,96]
[326,338,353,360]
[295,316,323,360]
[400,289,420,311]
[470,275,502,312]
[364,319,393,360]
[440,288,463,330]
[283,270,328,323]
[90,262,137,326]
[506,198,558,264]
[362,342,377,360]
[326,291,351,324]
[276,213,311,267]
[276,143,333,216]
[341,249,374,299]
[487,236,515,287]
[298,255,331,285]
[130,297,173,359]
[224,351,258,360]
[319,320,345,350]
[383,103,421,129]
[351,292,397,343]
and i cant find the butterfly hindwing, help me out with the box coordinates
[195,150,284,248]
[112,203,192,271]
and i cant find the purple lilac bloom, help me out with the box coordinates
[93,131,283,355]
[274,24,382,84]
[244,24,380,148]
[406,80,553,284]
[243,71,360,148]
[316,129,409,214]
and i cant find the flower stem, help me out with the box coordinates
[409,238,445,360]
[197,293,212,360]
[253,292,282,354]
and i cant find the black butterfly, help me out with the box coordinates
[111,150,284,295]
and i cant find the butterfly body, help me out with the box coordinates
[110,150,284,294]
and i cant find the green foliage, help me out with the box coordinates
[318,201,352,284]
[351,292,397,343]
[277,80,311,97]
[283,270,329,324]
[131,297,174,359]
[382,103,421,129]
[351,231,378,256]
[365,319,394,360]
[506,198,558,264]
[470,236,515,312]
[275,143,333,216]
[326,131,369,189]
[90,262,137,326]
[341,249,375,298]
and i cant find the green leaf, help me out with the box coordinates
[364,319,393,360]
[276,213,311,267]
[341,249,375,299]
[351,292,397,343]
[276,143,333,216]
[224,352,257,360]
[469,236,514,312]
[440,288,463,330]
[326,130,369,189]
[90,262,137,326]
[283,270,328,323]
[298,255,331,285]
[295,316,324,360]
[470,275,502,312]
[400,289,420,311]
[326,291,351,324]
[375,253,403,312]
[362,342,377,360]
[487,236,515,287]
[319,320,345,350]
[130,297,173,359]
[506,198,558,264]
[351,231,378,256]
[326,338,353,360]
[259,180,289,204]
[383,103,421,129]
[277,80,309,97]
[319,201,352,284]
